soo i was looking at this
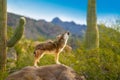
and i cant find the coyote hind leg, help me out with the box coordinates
[34,50,44,67]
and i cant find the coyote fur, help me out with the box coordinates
[34,31,70,66]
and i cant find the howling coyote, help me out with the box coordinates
[34,32,70,67]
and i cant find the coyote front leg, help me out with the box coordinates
[55,52,61,64]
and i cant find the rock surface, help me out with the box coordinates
[6,64,85,80]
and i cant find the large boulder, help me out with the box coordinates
[6,64,85,80]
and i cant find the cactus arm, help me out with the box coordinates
[7,17,26,47]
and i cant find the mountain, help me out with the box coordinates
[7,13,87,40]
[51,17,86,37]
[7,13,65,39]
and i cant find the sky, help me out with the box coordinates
[7,0,120,24]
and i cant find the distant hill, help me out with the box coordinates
[7,13,65,39]
[7,13,86,40]
[51,17,86,37]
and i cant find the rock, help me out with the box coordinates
[7,48,17,69]
[64,45,72,53]
[6,64,85,80]
[7,48,17,61]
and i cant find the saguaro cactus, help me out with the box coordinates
[85,0,99,49]
[0,0,26,72]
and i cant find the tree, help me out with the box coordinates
[85,0,99,49]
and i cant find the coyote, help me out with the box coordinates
[34,31,70,66]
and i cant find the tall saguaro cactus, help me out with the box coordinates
[85,0,99,49]
[0,0,7,72]
[0,0,26,72]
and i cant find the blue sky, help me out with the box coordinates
[7,0,120,24]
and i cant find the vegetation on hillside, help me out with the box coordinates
[1,24,120,80]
